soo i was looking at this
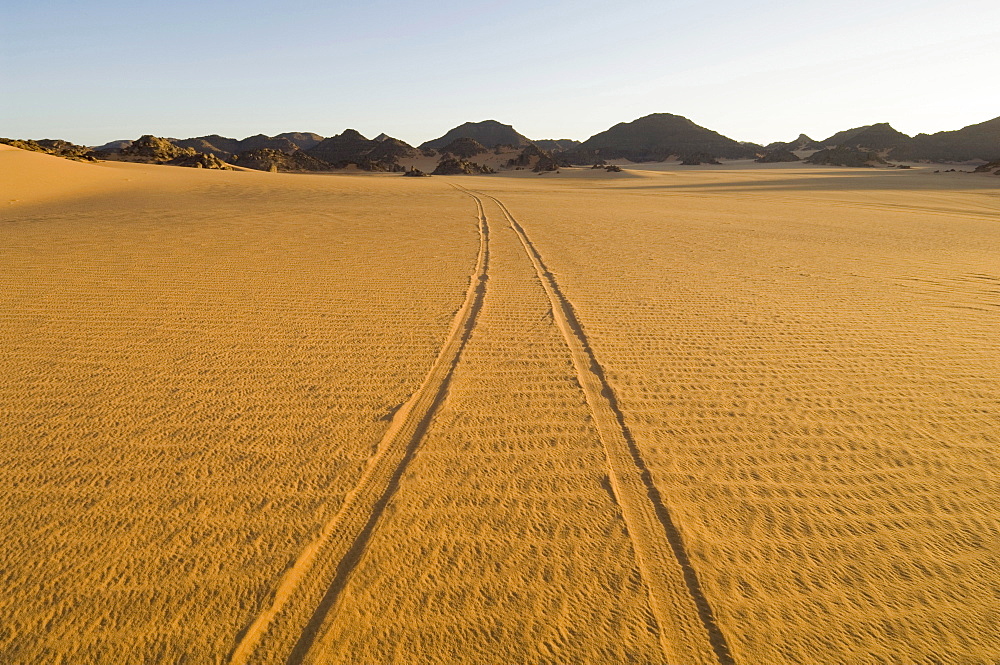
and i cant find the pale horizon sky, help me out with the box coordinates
[2,0,999,147]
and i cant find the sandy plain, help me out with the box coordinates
[1,144,998,664]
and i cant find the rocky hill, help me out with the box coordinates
[973,160,1000,175]
[891,116,1000,162]
[305,129,414,170]
[115,135,198,161]
[432,158,495,175]
[420,120,532,150]
[505,145,564,172]
[567,113,756,162]
[821,123,911,151]
[366,136,418,162]
[438,137,488,159]
[0,138,97,161]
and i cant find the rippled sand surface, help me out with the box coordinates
[2,146,998,664]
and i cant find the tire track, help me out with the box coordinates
[228,190,490,665]
[477,189,735,665]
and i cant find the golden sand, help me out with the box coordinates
[1,147,998,664]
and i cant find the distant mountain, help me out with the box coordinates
[420,120,532,150]
[892,116,1000,162]
[821,123,910,150]
[533,139,581,153]
[304,129,414,170]
[92,139,133,152]
[569,113,756,162]
[238,134,301,154]
[173,134,244,158]
[275,132,323,151]
[765,134,823,151]
[306,129,374,163]
[173,134,300,159]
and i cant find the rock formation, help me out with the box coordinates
[805,147,887,167]
[229,148,331,172]
[438,137,488,159]
[432,158,495,175]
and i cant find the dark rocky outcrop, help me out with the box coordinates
[420,120,532,150]
[680,153,722,165]
[168,153,233,169]
[98,135,231,169]
[115,135,197,162]
[805,147,887,167]
[403,167,430,177]
[230,148,331,172]
[0,137,97,161]
[567,113,755,163]
[438,137,488,159]
[755,149,801,163]
[973,160,1000,175]
[605,164,623,172]
[432,158,495,175]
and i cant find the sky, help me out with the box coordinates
[2,0,999,147]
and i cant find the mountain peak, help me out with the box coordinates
[419,120,531,150]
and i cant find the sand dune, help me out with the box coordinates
[1,149,998,664]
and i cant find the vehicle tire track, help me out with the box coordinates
[228,190,490,665]
[476,189,735,665]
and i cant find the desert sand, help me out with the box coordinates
[1,146,998,664]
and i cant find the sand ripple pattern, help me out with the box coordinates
[477,190,732,665]
[229,193,490,664]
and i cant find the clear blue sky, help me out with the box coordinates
[2,0,999,146]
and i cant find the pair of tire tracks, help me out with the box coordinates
[230,184,732,665]
[471,188,734,665]
[228,190,489,665]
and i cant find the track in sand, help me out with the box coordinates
[228,191,490,665]
[477,189,733,665]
